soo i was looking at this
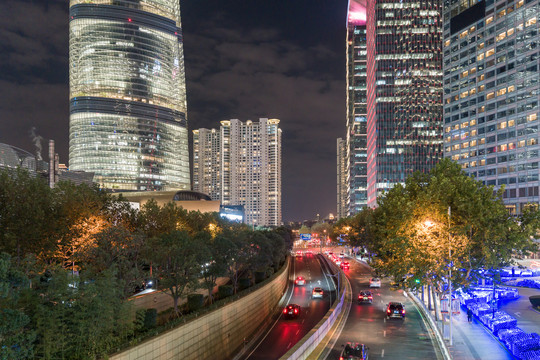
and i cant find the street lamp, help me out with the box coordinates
[423,207,453,346]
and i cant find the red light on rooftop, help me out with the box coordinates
[128,18,132,22]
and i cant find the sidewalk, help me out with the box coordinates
[414,293,514,360]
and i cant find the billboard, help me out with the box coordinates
[300,233,311,241]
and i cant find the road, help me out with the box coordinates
[326,255,441,360]
[243,252,334,360]
[499,285,540,333]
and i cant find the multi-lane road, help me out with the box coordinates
[242,252,335,360]
[326,255,441,360]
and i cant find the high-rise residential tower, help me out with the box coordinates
[443,0,539,214]
[345,0,369,215]
[69,0,190,191]
[365,0,444,207]
[193,119,282,227]
[193,128,221,201]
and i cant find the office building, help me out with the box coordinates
[365,0,444,207]
[337,138,348,219]
[443,0,539,214]
[69,0,190,191]
[345,1,369,215]
[193,118,282,227]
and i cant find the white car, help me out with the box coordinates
[335,259,342,266]
[369,278,381,288]
[295,276,306,286]
[312,287,324,298]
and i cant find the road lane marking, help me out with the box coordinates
[384,330,386,337]
[296,330,300,335]
[515,312,521,317]
[288,342,292,349]
[382,349,385,357]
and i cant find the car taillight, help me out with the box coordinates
[340,357,344,360]
[294,308,298,314]
[283,308,287,314]
[387,309,391,313]
[369,296,372,299]
[402,309,405,314]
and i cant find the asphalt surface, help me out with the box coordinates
[244,253,334,360]
[326,255,441,360]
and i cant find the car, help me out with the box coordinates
[312,287,324,298]
[335,259,342,266]
[386,302,405,319]
[357,290,373,304]
[283,304,301,318]
[369,278,381,288]
[340,342,369,360]
[341,261,350,270]
[296,251,303,257]
[339,253,345,258]
[295,276,306,285]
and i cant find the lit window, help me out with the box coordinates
[498,121,507,129]
[525,17,537,27]
[486,16,494,25]
[516,0,524,9]
[497,88,507,96]
[507,28,515,36]
[480,159,486,165]
[527,113,538,122]
[471,130,477,136]
[486,49,495,57]
[487,92,495,100]
[445,39,451,47]
[470,88,477,95]
[479,138,485,145]
[461,90,469,98]
[470,160,477,167]
[470,140,477,146]
[470,119,476,126]
[508,119,515,127]
[518,140,526,147]
[477,42,485,50]
[478,85,485,91]
[462,70,469,78]
[461,122,469,128]
[477,53,485,61]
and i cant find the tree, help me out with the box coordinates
[146,231,201,314]
[369,159,539,296]
[0,253,36,359]
[0,168,57,263]
[198,233,231,304]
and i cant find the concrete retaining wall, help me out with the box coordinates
[110,261,289,360]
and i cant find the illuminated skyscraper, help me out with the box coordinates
[69,0,189,191]
[346,0,368,215]
[443,0,540,214]
[336,138,348,219]
[365,0,444,207]
[193,128,221,201]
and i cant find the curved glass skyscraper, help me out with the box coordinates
[69,0,189,191]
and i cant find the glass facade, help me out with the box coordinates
[69,0,189,191]
[366,0,444,207]
[443,0,539,214]
[346,7,369,215]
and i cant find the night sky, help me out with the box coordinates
[0,0,348,222]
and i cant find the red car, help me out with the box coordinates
[341,261,350,270]
[283,304,301,318]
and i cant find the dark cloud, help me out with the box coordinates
[0,0,348,222]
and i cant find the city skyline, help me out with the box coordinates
[0,0,348,222]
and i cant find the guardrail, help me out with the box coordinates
[279,255,352,360]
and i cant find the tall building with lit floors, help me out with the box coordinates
[68,0,190,191]
[365,0,444,207]
[443,0,540,214]
[193,119,282,227]
[193,128,221,201]
[337,138,348,219]
[346,0,369,215]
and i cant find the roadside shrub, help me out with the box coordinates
[218,285,233,299]
[239,277,251,290]
[254,271,266,284]
[187,294,204,312]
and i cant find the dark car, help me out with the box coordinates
[357,291,373,304]
[341,261,350,270]
[283,304,301,319]
[386,302,405,319]
[340,342,369,360]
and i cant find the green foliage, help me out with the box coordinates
[341,159,539,293]
[187,294,204,312]
[254,271,266,283]
[217,285,233,299]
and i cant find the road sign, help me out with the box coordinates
[300,233,311,241]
